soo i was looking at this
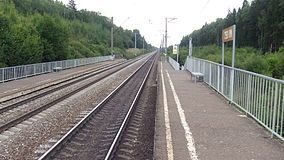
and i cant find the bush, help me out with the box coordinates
[68,40,95,59]
[178,44,284,79]
[88,44,110,56]
[243,54,269,75]
[124,48,145,59]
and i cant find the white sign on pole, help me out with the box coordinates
[223,26,234,42]
[173,45,178,54]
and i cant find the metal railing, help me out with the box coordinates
[185,56,284,141]
[168,56,180,70]
[0,55,115,83]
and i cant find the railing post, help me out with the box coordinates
[203,61,205,74]
[1,69,3,83]
[271,82,278,138]
[13,67,15,80]
[41,63,44,74]
[24,65,27,77]
[280,90,284,136]
[3,69,6,82]
[192,59,194,72]
[33,64,35,75]
[246,74,252,115]
[217,65,220,91]
[209,63,212,85]
[221,65,224,94]
[230,68,235,102]
[198,61,200,72]
[48,62,50,72]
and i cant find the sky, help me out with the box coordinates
[60,0,249,47]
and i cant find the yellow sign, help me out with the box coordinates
[223,26,234,42]
[173,45,178,54]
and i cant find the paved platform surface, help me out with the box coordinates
[154,58,284,160]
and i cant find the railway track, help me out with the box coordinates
[0,55,147,133]
[0,60,124,106]
[113,55,158,160]
[38,53,157,160]
[0,61,124,114]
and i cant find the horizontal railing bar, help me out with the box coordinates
[168,56,180,70]
[0,55,115,83]
[192,57,284,84]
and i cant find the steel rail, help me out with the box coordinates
[104,52,156,159]
[0,59,138,115]
[38,53,155,160]
[0,56,145,133]
[0,61,121,104]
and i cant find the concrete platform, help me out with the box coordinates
[154,58,284,160]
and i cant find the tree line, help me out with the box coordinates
[0,0,153,67]
[180,0,284,52]
[176,0,284,79]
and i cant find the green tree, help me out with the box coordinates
[0,14,10,67]
[3,24,43,66]
[0,0,153,67]
[37,15,69,62]
[68,0,76,11]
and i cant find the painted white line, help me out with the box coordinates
[166,70,198,160]
[161,62,174,160]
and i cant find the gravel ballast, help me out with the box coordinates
[0,56,148,160]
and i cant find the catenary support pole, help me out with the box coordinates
[111,17,114,56]
[165,18,167,55]
[135,33,137,49]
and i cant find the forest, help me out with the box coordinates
[0,0,153,67]
[173,0,284,79]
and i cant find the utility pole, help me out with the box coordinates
[143,36,145,50]
[162,34,164,48]
[111,17,114,56]
[165,18,167,55]
[165,17,177,55]
[134,32,137,49]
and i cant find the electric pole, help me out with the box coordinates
[165,17,177,55]
[162,34,164,48]
[111,17,114,56]
[143,36,145,49]
[165,18,167,55]
[134,32,137,49]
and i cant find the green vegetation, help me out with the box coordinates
[180,0,284,52]
[124,48,147,59]
[0,0,154,67]
[176,0,284,79]
[175,45,284,79]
